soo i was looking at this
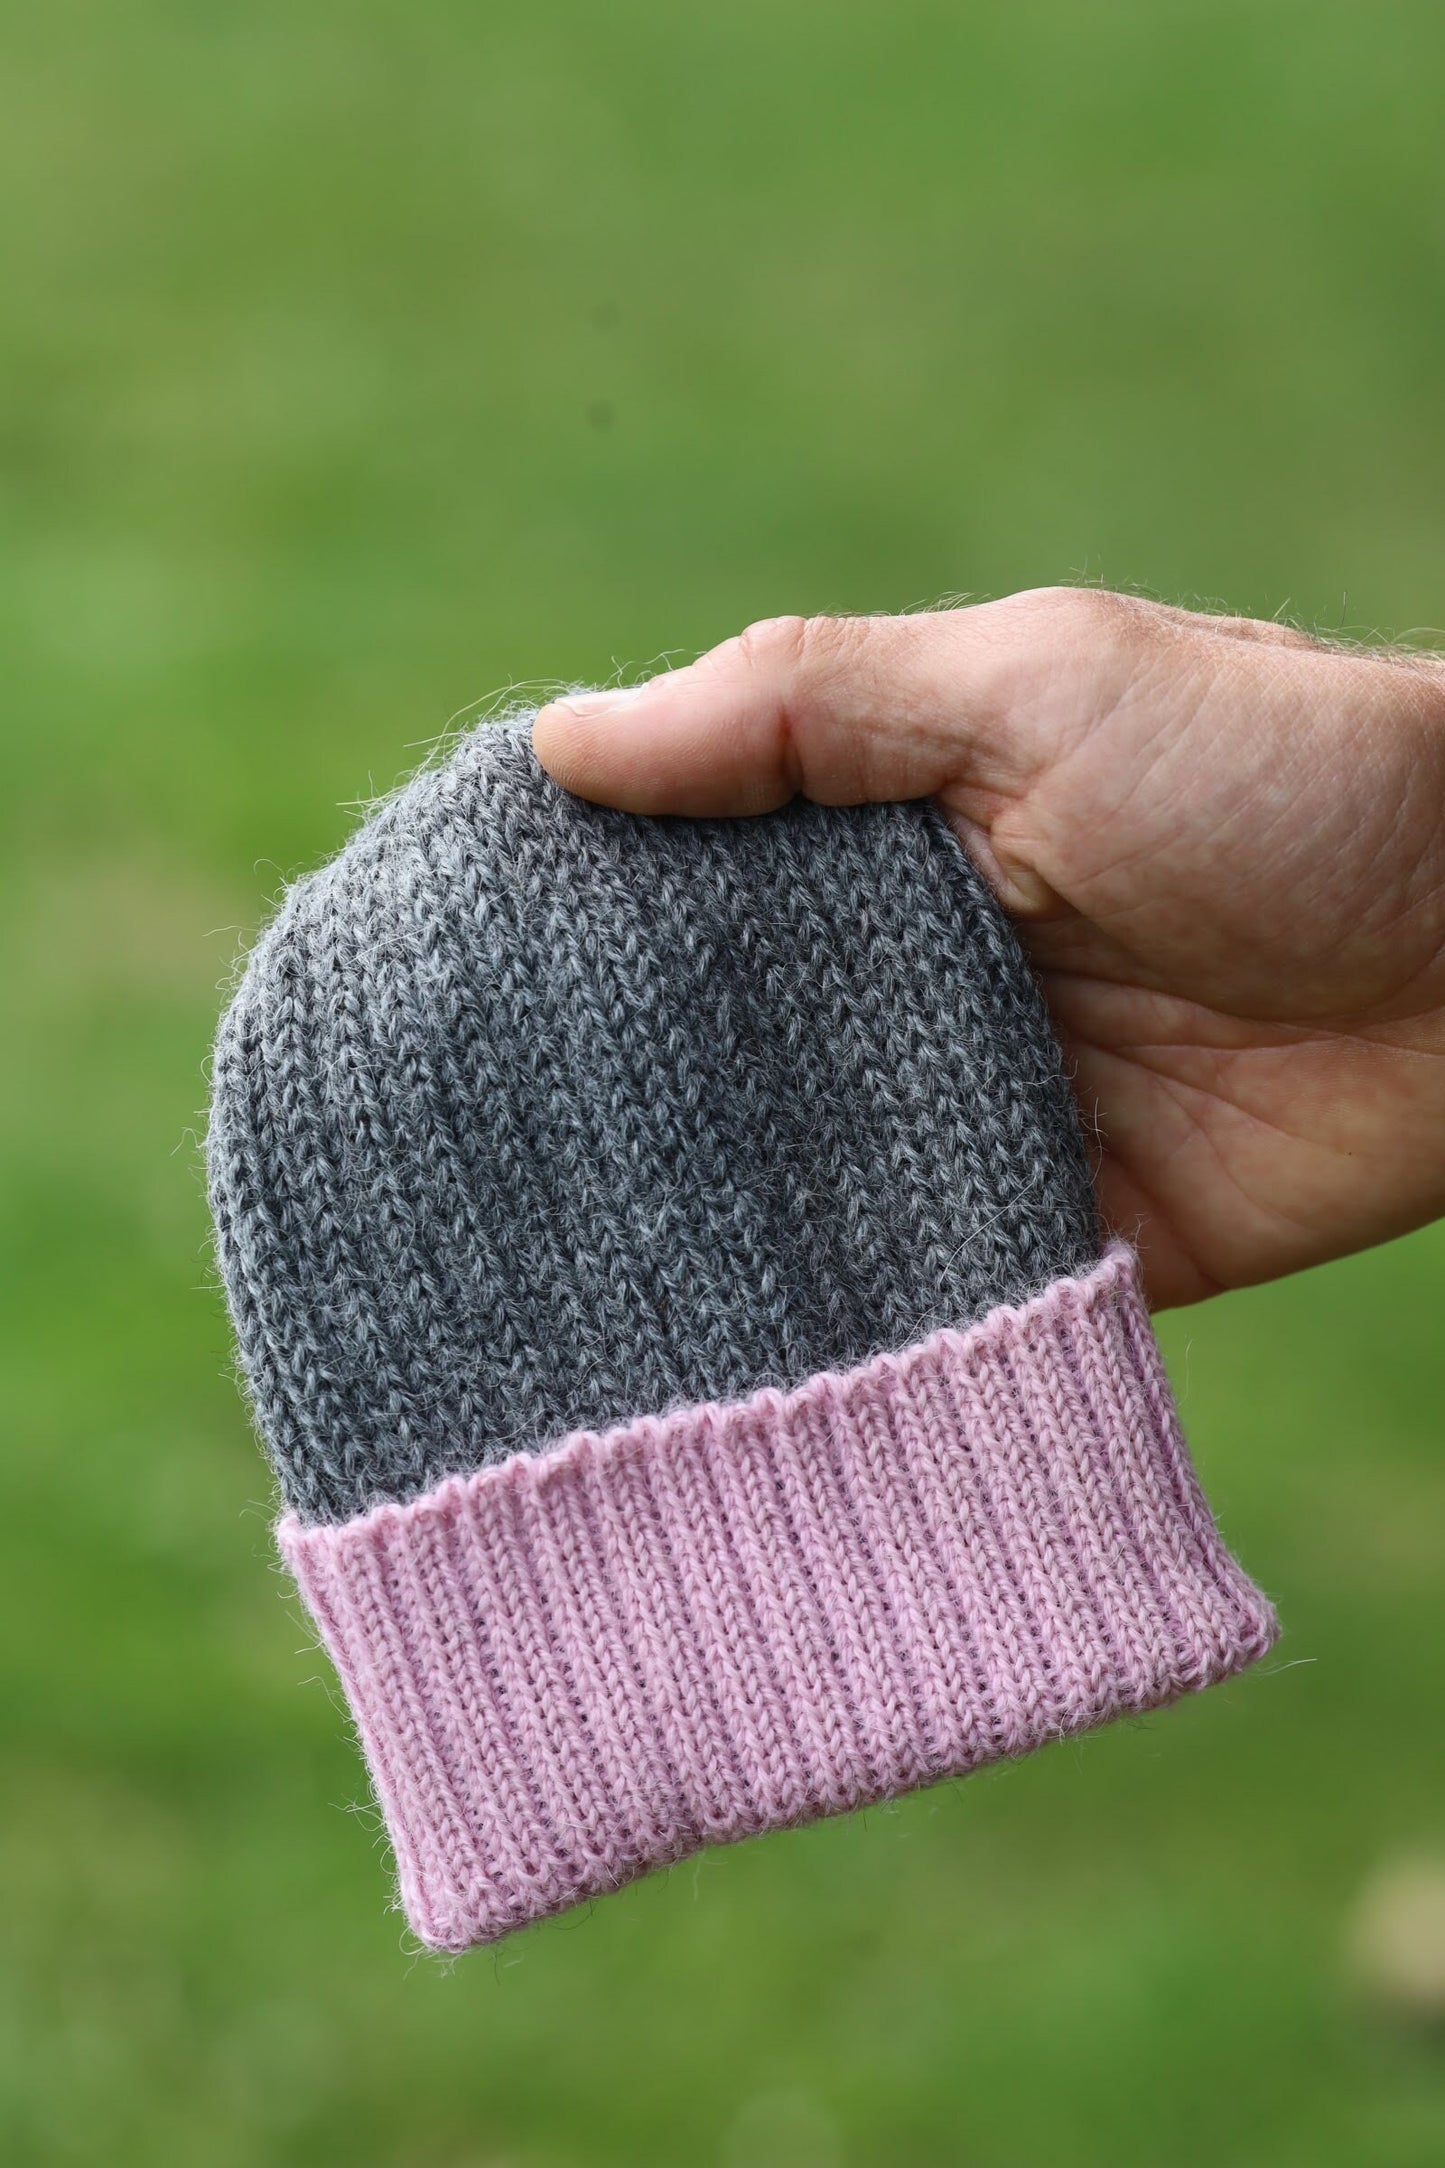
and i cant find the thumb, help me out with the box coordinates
[531,601,1070,818]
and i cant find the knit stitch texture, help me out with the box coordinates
[209,710,1277,1948]
[209,715,1099,1523]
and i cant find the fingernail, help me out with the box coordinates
[553,683,652,719]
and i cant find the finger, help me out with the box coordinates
[532,604,1060,817]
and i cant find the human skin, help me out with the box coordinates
[533,588,1445,1309]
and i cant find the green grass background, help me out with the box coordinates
[3,2,1443,2162]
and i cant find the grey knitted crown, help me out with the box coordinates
[208,714,1099,1525]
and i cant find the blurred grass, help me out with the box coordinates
[2,2,1444,2163]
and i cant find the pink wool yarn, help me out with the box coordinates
[283,1248,1277,1952]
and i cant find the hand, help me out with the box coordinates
[533,589,1445,1307]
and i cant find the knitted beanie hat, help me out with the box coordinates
[208,712,1276,1951]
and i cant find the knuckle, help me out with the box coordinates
[733,612,866,680]
[1007,583,1165,650]
[734,613,812,673]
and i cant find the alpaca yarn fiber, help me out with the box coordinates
[208,713,1276,1950]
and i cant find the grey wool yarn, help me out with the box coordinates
[209,712,1099,1525]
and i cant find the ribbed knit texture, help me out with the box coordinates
[208,715,1098,1523]
[282,1249,1276,1951]
[209,709,1277,1949]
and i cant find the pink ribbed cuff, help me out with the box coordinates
[280,1247,1276,1951]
